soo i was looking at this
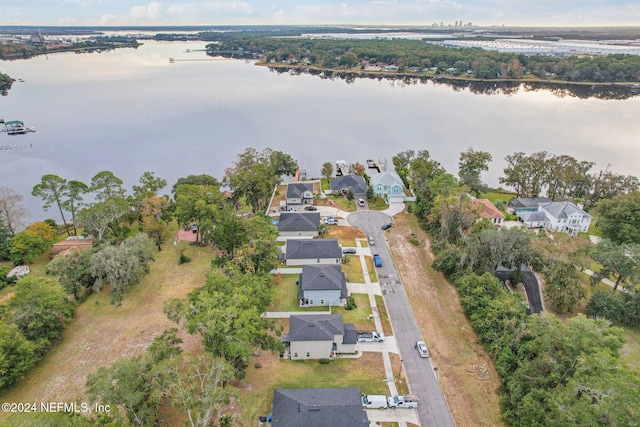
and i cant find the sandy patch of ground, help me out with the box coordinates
[388,213,505,427]
[0,240,214,420]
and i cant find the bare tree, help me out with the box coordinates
[0,186,28,235]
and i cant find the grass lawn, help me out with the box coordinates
[620,327,640,372]
[0,223,214,419]
[332,294,375,330]
[325,225,365,247]
[270,184,288,209]
[481,190,517,205]
[367,196,388,210]
[320,178,330,191]
[269,274,332,313]
[318,196,356,212]
[376,295,393,337]
[343,256,364,282]
[365,256,378,282]
[238,352,389,425]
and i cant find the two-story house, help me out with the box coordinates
[518,201,592,235]
[282,314,357,360]
[369,171,406,203]
[283,182,314,212]
[298,264,348,307]
[330,174,367,196]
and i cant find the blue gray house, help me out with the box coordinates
[298,264,348,307]
[370,171,406,203]
[271,387,369,427]
[278,212,321,237]
[330,174,367,195]
[283,182,314,212]
[282,314,357,360]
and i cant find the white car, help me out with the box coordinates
[416,341,429,358]
[358,198,365,207]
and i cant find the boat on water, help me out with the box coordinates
[0,120,36,135]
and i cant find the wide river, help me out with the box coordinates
[1,40,639,219]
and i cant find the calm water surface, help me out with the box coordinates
[1,40,639,219]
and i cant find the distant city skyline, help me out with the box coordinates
[2,0,640,27]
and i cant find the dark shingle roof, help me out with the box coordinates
[288,314,344,342]
[285,239,342,260]
[508,197,552,209]
[286,182,313,199]
[330,175,367,194]
[298,265,347,299]
[278,212,321,232]
[272,387,369,427]
[343,323,357,345]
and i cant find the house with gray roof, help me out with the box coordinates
[298,265,348,307]
[518,201,592,235]
[284,239,342,266]
[370,171,407,203]
[330,174,367,195]
[507,197,552,214]
[271,387,369,427]
[282,314,357,359]
[283,182,314,212]
[278,212,320,237]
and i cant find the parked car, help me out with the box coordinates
[342,247,357,254]
[373,254,382,267]
[324,217,338,225]
[358,198,365,207]
[361,394,388,409]
[368,235,375,245]
[381,222,393,230]
[304,205,317,211]
[416,340,429,358]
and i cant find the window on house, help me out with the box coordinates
[306,352,311,358]
[293,352,298,358]
[317,258,320,263]
[320,299,325,305]
[309,299,314,305]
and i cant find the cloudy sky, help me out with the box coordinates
[2,0,640,27]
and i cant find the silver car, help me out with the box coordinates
[416,341,429,358]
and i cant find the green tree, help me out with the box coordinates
[32,174,71,236]
[75,196,131,241]
[172,174,220,194]
[132,171,168,201]
[7,276,75,351]
[48,248,96,300]
[168,354,235,427]
[173,184,222,244]
[184,268,280,376]
[90,233,155,305]
[499,151,549,198]
[23,221,57,244]
[345,187,354,201]
[593,191,640,245]
[63,180,89,236]
[321,161,334,180]
[589,238,640,291]
[428,173,459,198]
[0,186,28,235]
[458,148,492,197]
[90,170,126,201]
[0,322,38,391]
[8,231,50,264]
[0,222,11,260]
[365,185,374,201]
[140,195,171,250]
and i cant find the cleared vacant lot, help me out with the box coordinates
[388,213,505,427]
[0,237,213,421]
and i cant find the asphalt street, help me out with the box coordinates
[348,210,456,427]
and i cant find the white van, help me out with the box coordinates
[362,394,388,409]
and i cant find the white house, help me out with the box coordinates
[283,239,342,266]
[519,201,592,235]
[283,314,357,360]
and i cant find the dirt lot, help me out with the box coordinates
[388,213,505,427]
[0,238,213,421]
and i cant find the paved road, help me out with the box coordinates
[348,210,456,427]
